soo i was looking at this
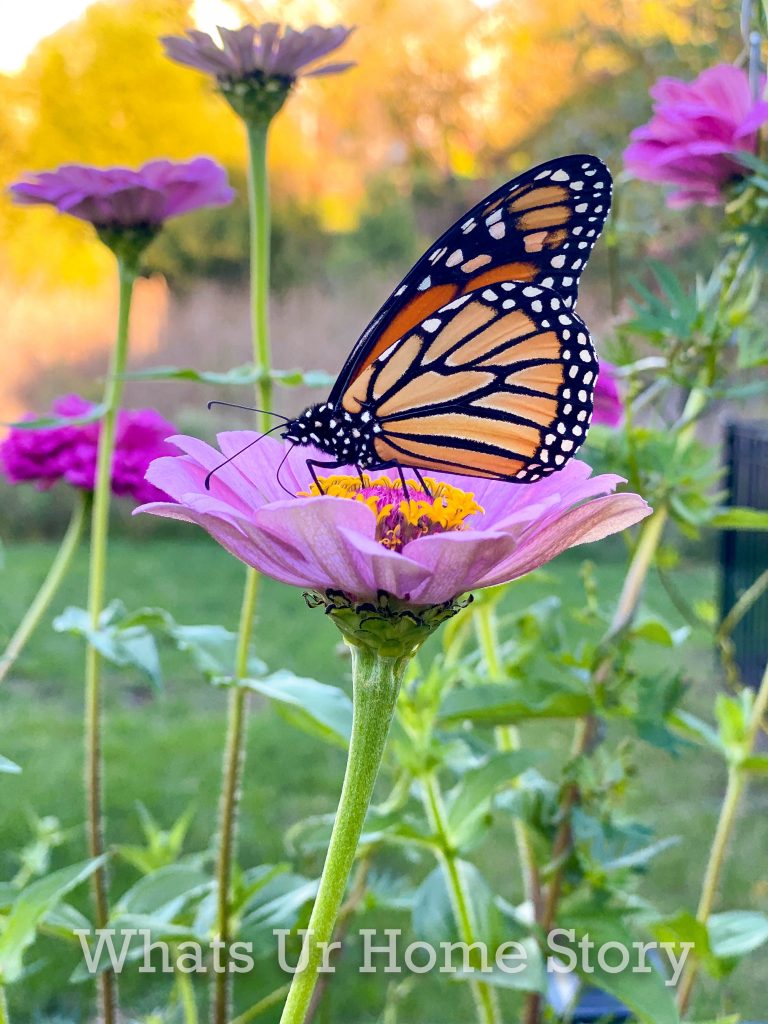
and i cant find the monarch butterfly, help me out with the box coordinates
[219,154,612,489]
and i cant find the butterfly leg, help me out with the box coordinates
[412,467,433,499]
[395,464,413,505]
[305,458,345,495]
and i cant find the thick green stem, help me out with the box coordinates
[0,986,9,1024]
[0,491,89,686]
[421,772,501,1024]
[212,117,272,1024]
[279,645,407,1024]
[84,256,135,1024]
[677,661,768,1015]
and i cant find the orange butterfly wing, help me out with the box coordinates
[340,282,596,483]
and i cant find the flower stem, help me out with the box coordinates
[0,986,9,1024]
[212,570,258,1024]
[0,491,90,686]
[84,255,136,1024]
[421,772,501,1024]
[676,659,768,1015]
[246,119,272,430]
[278,645,407,1024]
[212,116,272,1024]
[230,984,291,1024]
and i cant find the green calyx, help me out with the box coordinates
[305,589,473,658]
[95,224,158,271]
[218,72,293,126]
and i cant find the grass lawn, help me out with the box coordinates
[0,527,765,1022]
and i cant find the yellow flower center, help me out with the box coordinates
[303,473,483,552]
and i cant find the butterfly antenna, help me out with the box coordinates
[204,422,285,490]
[275,444,295,497]
[207,400,290,422]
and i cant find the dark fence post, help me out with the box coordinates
[720,421,768,687]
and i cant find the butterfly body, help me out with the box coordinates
[281,155,612,486]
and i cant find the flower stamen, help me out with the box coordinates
[302,473,483,551]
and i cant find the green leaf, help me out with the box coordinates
[114,864,210,924]
[632,617,689,648]
[171,623,266,682]
[238,671,353,748]
[741,753,768,774]
[439,681,593,726]
[446,751,542,840]
[124,364,334,390]
[711,506,768,531]
[6,404,108,430]
[708,911,768,960]
[0,755,21,775]
[0,857,105,984]
[560,914,680,1024]
[53,603,163,689]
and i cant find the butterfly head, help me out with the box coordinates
[281,402,381,468]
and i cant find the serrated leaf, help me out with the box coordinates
[114,864,210,923]
[446,751,542,840]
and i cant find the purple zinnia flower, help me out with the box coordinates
[161,23,354,124]
[623,64,768,207]
[135,434,651,606]
[162,23,354,82]
[593,362,623,428]
[9,157,234,229]
[1,395,176,504]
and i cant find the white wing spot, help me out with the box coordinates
[523,286,542,296]
[446,248,464,267]
[551,254,566,268]
[541,276,554,287]
[482,288,499,300]
[551,169,569,182]
[575,203,588,213]
[489,221,506,239]
[485,209,503,225]
[423,318,441,333]
[535,169,551,179]
[531,300,543,312]
[418,276,431,290]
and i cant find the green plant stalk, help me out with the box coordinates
[0,986,9,1024]
[212,118,272,1024]
[473,606,542,916]
[0,491,90,686]
[677,659,768,1015]
[421,771,501,1024]
[84,256,136,1024]
[279,645,407,1024]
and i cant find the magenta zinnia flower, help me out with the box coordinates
[1,395,176,503]
[162,23,354,83]
[623,64,768,208]
[593,362,623,428]
[10,157,234,229]
[135,434,651,605]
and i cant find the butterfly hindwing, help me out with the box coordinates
[339,281,597,482]
[329,154,611,406]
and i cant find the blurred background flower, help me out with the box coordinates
[10,157,234,228]
[593,361,623,427]
[0,395,176,503]
[623,64,768,207]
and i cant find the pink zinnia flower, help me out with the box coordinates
[9,158,234,229]
[593,362,623,428]
[623,64,768,207]
[135,434,651,605]
[1,395,176,504]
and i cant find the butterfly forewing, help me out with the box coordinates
[329,154,611,406]
[340,281,596,482]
